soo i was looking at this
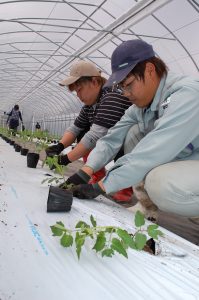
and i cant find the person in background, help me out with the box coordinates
[35,122,41,131]
[5,104,23,132]
[69,39,199,223]
[45,60,132,202]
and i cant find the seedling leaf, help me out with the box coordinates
[75,221,90,229]
[135,211,145,227]
[75,232,86,259]
[111,238,128,258]
[102,248,114,257]
[50,225,64,236]
[90,215,97,227]
[117,228,136,249]
[147,224,163,239]
[93,232,106,252]
[60,234,73,247]
[135,233,147,250]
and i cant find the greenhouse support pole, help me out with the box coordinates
[43,115,46,131]
[32,114,35,133]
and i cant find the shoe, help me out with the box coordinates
[111,187,133,203]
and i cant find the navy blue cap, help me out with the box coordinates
[104,39,155,87]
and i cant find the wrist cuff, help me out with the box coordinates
[92,183,105,194]
[77,169,91,183]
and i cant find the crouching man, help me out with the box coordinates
[45,60,132,202]
[68,39,199,223]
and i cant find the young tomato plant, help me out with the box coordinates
[42,156,72,189]
[50,211,163,260]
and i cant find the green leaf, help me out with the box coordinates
[147,224,158,230]
[102,248,114,258]
[117,229,136,249]
[55,166,63,175]
[75,232,86,259]
[50,225,64,236]
[135,233,147,250]
[93,232,106,252]
[90,215,97,227]
[147,225,163,239]
[45,157,56,169]
[134,211,145,227]
[48,177,56,183]
[56,221,65,227]
[60,234,73,247]
[111,238,128,258]
[75,221,90,229]
[41,178,50,184]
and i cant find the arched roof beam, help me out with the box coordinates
[17,0,172,105]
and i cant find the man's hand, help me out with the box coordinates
[71,183,105,199]
[49,154,71,170]
[45,142,64,157]
[59,169,91,189]
[57,154,71,166]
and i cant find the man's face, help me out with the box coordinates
[70,77,100,106]
[119,63,160,108]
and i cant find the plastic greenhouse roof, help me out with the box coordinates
[0,0,198,122]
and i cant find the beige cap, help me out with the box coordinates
[59,60,101,86]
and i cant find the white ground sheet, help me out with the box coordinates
[0,139,199,300]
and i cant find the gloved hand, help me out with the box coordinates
[50,154,71,170]
[59,169,91,189]
[71,183,105,199]
[45,142,64,157]
[57,154,71,166]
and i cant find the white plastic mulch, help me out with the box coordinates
[0,139,199,300]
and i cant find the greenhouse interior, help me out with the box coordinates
[0,0,199,299]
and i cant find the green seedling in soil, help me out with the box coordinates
[18,130,31,147]
[50,211,163,260]
[42,156,72,189]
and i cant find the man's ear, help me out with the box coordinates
[145,62,156,76]
[92,77,99,87]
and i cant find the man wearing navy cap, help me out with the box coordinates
[69,39,199,222]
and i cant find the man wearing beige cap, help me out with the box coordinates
[45,60,132,202]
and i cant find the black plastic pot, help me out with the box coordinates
[47,186,73,212]
[15,145,21,152]
[27,153,39,168]
[21,148,29,156]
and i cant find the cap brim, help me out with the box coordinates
[104,62,137,88]
[59,76,80,87]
